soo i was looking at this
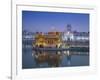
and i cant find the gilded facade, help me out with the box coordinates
[34,32,62,48]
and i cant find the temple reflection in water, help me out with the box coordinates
[32,50,73,67]
[22,25,89,69]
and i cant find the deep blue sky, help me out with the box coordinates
[22,11,89,32]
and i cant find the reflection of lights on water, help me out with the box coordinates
[32,50,88,67]
[63,51,70,56]
[49,56,53,58]
[33,51,61,67]
[67,51,70,56]
[32,51,36,56]
[35,55,38,59]
[62,50,72,66]
[32,53,34,56]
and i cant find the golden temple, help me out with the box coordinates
[34,32,62,48]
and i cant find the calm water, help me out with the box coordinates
[22,45,89,69]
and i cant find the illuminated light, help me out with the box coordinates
[67,51,70,56]
[34,31,62,48]
[63,51,67,55]
[58,51,61,55]
[35,55,38,59]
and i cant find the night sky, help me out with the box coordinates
[22,11,89,32]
